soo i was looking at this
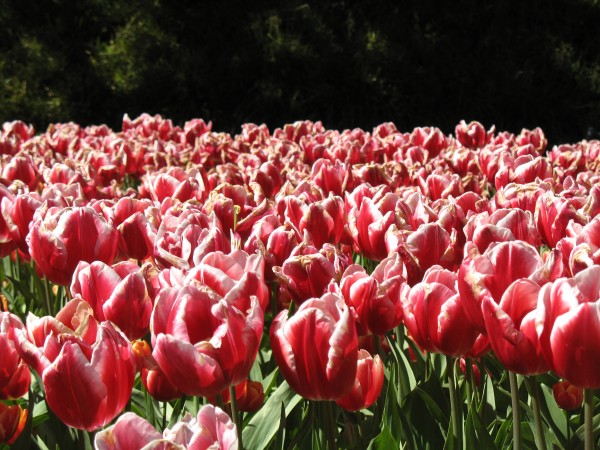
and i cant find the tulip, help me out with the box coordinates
[347,193,401,261]
[455,120,494,149]
[273,244,348,305]
[208,379,265,413]
[458,241,561,332]
[336,350,384,411]
[154,208,230,270]
[537,265,600,388]
[1,191,42,257]
[71,261,153,340]
[0,402,27,445]
[132,339,182,402]
[402,266,480,357]
[339,253,405,335]
[0,312,31,399]
[270,292,358,400]
[27,205,119,285]
[481,279,549,375]
[17,299,136,430]
[185,250,268,312]
[553,380,583,410]
[151,286,263,397]
[95,405,238,450]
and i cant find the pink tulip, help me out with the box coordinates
[458,241,561,332]
[0,312,30,399]
[270,292,358,400]
[95,405,238,450]
[17,300,135,430]
[336,350,384,411]
[27,205,119,285]
[339,253,405,335]
[482,279,549,374]
[151,286,263,397]
[402,266,480,357]
[537,266,600,388]
[71,261,154,340]
[455,120,494,149]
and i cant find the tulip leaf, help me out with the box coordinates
[242,380,302,450]
[465,399,498,450]
[366,422,398,450]
[538,383,568,446]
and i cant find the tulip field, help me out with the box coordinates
[2,115,600,449]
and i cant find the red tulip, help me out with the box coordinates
[151,286,263,397]
[336,350,384,411]
[0,402,27,445]
[270,292,358,400]
[95,405,238,450]
[185,250,268,312]
[553,380,583,410]
[111,197,158,261]
[347,192,401,261]
[535,191,588,249]
[568,216,600,275]
[27,205,119,285]
[311,158,353,196]
[482,279,549,375]
[458,241,561,332]
[402,266,480,357]
[455,120,494,149]
[0,312,30,399]
[464,208,541,253]
[71,261,154,340]
[17,301,135,430]
[537,266,600,388]
[208,379,265,413]
[273,243,348,304]
[339,253,405,335]
[1,191,42,257]
[154,207,230,270]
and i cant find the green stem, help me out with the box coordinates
[524,377,547,450]
[43,276,52,316]
[446,355,461,447]
[509,371,522,450]
[229,385,243,450]
[566,410,571,450]
[162,401,168,431]
[585,388,594,450]
[323,401,337,450]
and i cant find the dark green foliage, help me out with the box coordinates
[1,0,600,144]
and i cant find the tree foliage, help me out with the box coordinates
[1,0,600,144]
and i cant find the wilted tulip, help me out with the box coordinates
[0,312,30,399]
[0,402,27,445]
[71,261,154,340]
[95,405,238,450]
[336,350,384,411]
[270,292,358,400]
[27,205,119,285]
[17,300,136,430]
[553,380,583,410]
[151,286,263,397]
[537,266,600,388]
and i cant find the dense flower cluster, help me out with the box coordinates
[1,115,600,447]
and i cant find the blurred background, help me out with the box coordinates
[1,0,600,145]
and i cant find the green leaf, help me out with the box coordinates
[242,380,302,450]
[367,422,399,450]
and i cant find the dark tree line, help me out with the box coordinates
[2,0,600,145]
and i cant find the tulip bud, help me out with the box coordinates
[0,403,27,445]
[553,380,583,410]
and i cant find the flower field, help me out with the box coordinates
[1,115,600,449]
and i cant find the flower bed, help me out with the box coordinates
[1,115,599,449]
